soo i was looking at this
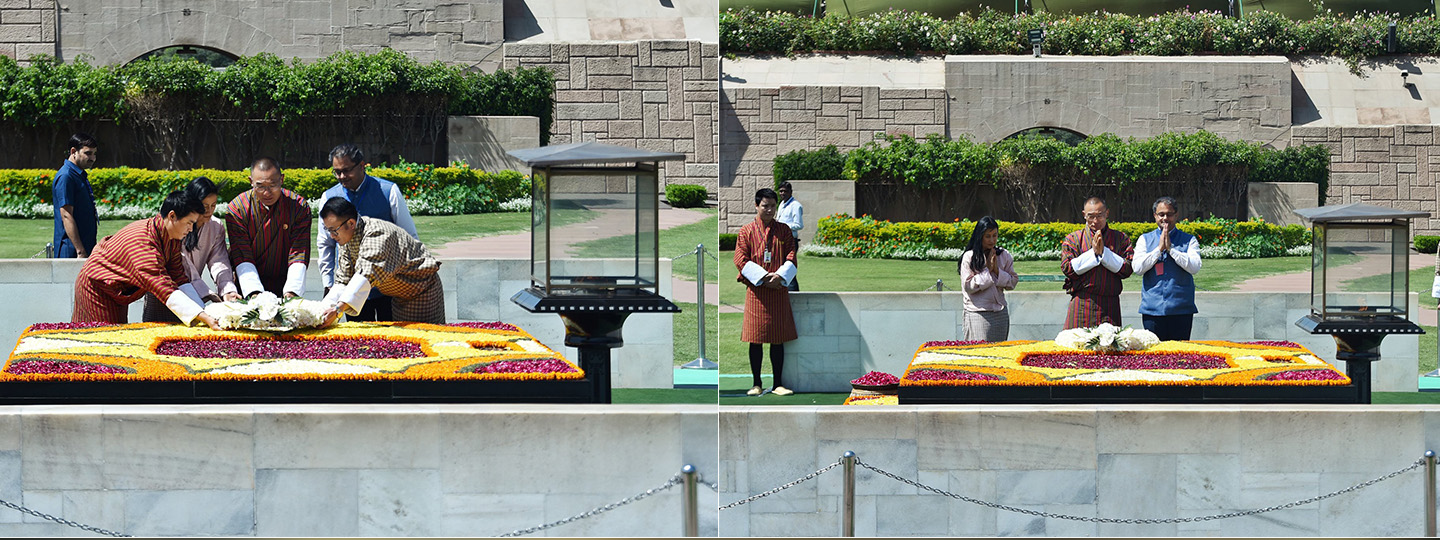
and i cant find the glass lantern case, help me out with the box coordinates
[1295,203,1427,324]
[509,141,685,298]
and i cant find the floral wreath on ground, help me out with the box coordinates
[898,324,1348,388]
[3,321,583,382]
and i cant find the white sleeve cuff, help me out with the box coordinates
[1100,248,1125,273]
[337,275,371,316]
[283,263,307,297]
[165,289,205,325]
[741,261,767,286]
[777,261,797,285]
[1431,275,1440,298]
[1071,251,1100,274]
[236,262,264,296]
[178,282,204,306]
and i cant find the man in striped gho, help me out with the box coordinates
[1060,196,1134,329]
[226,157,312,299]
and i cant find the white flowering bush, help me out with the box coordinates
[203,292,330,331]
[1055,323,1161,352]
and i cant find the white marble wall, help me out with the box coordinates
[0,404,717,537]
[0,258,676,389]
[785,291,1420,393]
[719,406,1436,537]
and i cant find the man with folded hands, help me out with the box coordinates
[734,188,798,397]
[1060,196,1134,329]
[318,197,445,325]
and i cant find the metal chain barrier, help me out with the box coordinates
[856,456,1427,525]
[0,496,129,537]
[718,457,844,510]
[499,474,684,537]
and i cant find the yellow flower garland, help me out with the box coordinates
[4,322,584,382]
[902,340,1350,387]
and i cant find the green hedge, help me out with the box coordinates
[1416,235,1439,254]
[813,214,1311,259]
[774,144,845,183]
[665,184,709,208]
[0,165,528,217]
[774,131,1329,195]
[722,7,1440,73]
[719,233,738,251]
[0,49,556,143]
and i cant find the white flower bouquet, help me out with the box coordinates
[1055,323,1161,352]
[202,292,330,331]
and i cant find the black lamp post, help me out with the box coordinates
[506,142,684,403]
[1294,203,1429,403]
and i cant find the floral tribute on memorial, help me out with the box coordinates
[3,321,583,382]
[899,326,1349,388]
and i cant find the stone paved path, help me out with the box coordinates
[1232,251,1436,325]
[433,207,719,306]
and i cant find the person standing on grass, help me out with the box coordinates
[52,133,99,258]
[317,143,417,322]
[142,177,241,322]
[73,190,221,330]
[1060,196,1134,329]
[959,216,1018,342]
[1133,196,1202,341]
[318,197,444,325]
[226,157,312,299]
[735,188,798,397]
[776,181,804,291]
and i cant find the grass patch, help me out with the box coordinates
[0,218,131,258]
[1372,392,1440,404]
[612,388,717,404]
[1422,324,1436,375]
[571,209,718,281]
[718,253,1314,306]
[672,301,719,368]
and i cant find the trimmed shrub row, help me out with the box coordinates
[774,132,1330,195]
[0,166,529,218]
[813,214,1311,260]
[1416,235,1439,254]
[722,8,1437,73]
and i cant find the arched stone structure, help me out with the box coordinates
[86,11,277,65]
[963,99,1121,143]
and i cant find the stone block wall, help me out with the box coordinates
[53,0,504,66]
[945,56,1293,145]
[1291,125,1440,235]
[0,0,55,62]
[721,407,1430,536]
[503,40,719,192]
[0,405,717,536]
[718,87,947,232]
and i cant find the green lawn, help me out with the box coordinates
[672,301,719,368]
[571,209,718,281]
[612,388,717,404]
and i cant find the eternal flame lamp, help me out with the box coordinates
[507,141,684,403]
[1294,203,1429,403]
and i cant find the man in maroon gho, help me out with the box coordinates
[1060,196,1134,328]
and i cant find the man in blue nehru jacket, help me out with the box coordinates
[1131,196,1202,341]
[317,143,418,322]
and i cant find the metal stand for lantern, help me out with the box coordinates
[506,142,685,404]
[1294,203,1429,404]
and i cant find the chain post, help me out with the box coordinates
[842,451,857,537]
[682,464,700,537]
[696,244,707,364]
[935,279,943,292]
[1427,450,1436,537]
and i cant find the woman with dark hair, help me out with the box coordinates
[142,177,240,322]
[73,190,221,329]
[958,216,1018,341]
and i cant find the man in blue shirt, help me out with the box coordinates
[52,133,99,258]
[775,181,803,291]
[1131,196,1202,341]
[317,143,418,322]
